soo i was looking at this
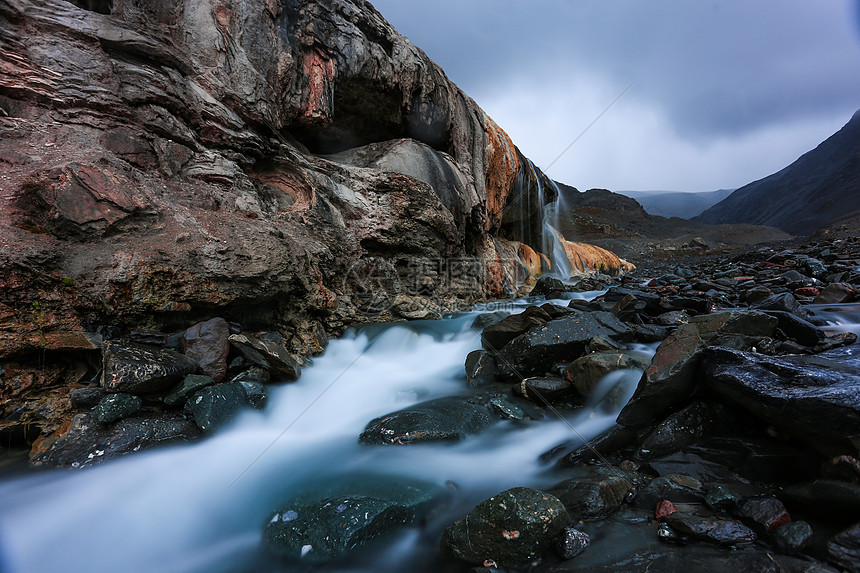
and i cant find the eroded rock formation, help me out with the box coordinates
[0,0,630,450]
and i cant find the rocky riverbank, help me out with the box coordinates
[255,234,860,571]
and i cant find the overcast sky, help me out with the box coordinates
[371,0,860,192]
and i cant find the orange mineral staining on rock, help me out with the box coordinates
[484,118,520,232]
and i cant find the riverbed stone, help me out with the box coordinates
[163,374,216,406]
[633,475,705,510]
[441,487,569,567]
[264,473,439,564]
[813,283,856,304]
[556,527,590,560]
[617,323,702,427]
[663,514,756,546]
[736,496,791,533]
[101,342,199,394]
[772,521,813,554]
[514,376,573,403]
[564,350,650,398]
[358,396,496,445]
[228,333,301,381]
[638,402,726,458]
[70,387,105,408]
[495,310,632,381]
[92,393,142,424]
[481,306,551,350]
[749,292,808,319]
[181,318,230,382]
[184,383,260,433]
[29,412,200,468]
[465,349,496,386]
[827,522,860,573]
[547,467,632,521]
[700,345,860,456]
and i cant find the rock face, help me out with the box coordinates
[0,0,632,445]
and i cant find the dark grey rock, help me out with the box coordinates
[264,473,440,564]
[548,467,632,521]
[736,496,791,533]
[617,323,702,427]
[633,475,705,510]
[827,522,860,573]
[514,376,573,403]
[70,387,105,408]
[638,402,726,458]
[359,396,496,445]
[496,310,632,381]
[93,393,142,424]
[465,349,496,386]
[184,383,257,433]
[564,350,650,398]
[781,480,860,522]
[442,487,569,567]
[772,521,813,554]
[163,374,216,407]
[663,514,756,546]
[531,276,565,296]
[229,366,270,385]
[101,342,198,393]
[481,306,551,350]
[764,310,823,346]
[30,412,199,468]
[556,527,590,560]
[701,345,860,455]
[237,381,268,409]
[750,292,808,319]
[228,333,300,381]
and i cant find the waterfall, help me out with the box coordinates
[501,152,574,280]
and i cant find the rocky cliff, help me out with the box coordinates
[695,110,860,235]
[0,0,631,450]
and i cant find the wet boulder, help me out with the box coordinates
[690,310,777,341]
[495,310,632,381]
[701,345,860,456]
[30,412,200,468]
[92,393,142,424]
[480,306,551,350]
[633,475,705,510]
[638,402,728,458]
[827,522,860,573]
[763,310,824,347]
[163,374,216,407]
[617,323,702,427]
[556,526,590,560]
[441,487,569,567]
[70,387,105,408]
[181,317,230,382]
[465,349,496,386]
[564,350,651,397]
[184,382,266,433]
[772,521,813,554]
[228,333,300,381]
[530,276,566,297]
[749,292,808,319]
[547,467,632,521]
[814,283,856,304]
[264,474,439,564]
[663,514,756,547]
[359,396,496,445]
[101,342,198,393]
[513,376,573,403]
[736,496,791,533]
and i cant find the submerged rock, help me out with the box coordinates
[441,487,569,567]
[358,396,496,445]
[663,514,756,547]
[264,474,439,564]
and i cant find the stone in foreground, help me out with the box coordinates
[442,487,569,567]
[264,474,439,564]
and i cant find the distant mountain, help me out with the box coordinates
[619,189,735,219]
[694,110,860,235]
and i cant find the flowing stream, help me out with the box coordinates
[0,291,655,573]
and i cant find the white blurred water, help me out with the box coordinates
[0,294,651,573]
